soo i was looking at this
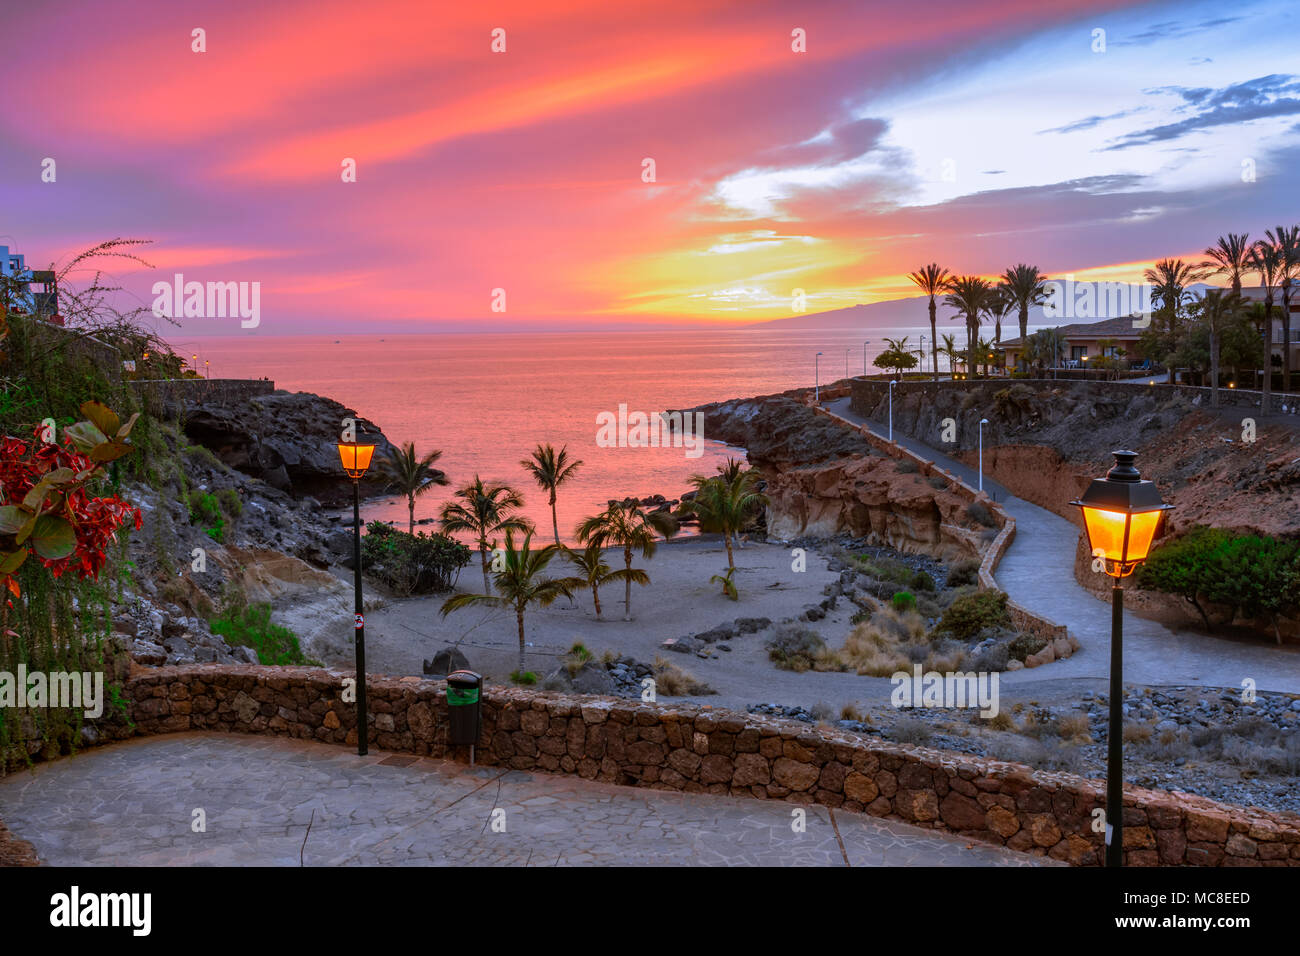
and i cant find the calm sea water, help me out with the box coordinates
[184,327,936,541]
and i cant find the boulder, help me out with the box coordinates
[423,645,470,676]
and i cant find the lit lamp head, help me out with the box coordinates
[1071,450,1171,578]
[337,440,376,480]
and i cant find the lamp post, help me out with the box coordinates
[1071,451,1171,867]
[337,438,377,756]
[815,351,823,403]
[863,340,870,375]
[920,335,927,377]
[888,379,897,442]
[845,349,850,380]
[204,360,210,380]
[978,418,989,492]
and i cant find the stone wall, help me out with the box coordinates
[130,378,276,416]
[850,376,1299,416]
[110,665,1300,866]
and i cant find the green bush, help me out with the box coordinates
[891,590,916,612]
[187,490,225,542]
[361,521,471,594]
[208,603,313,665]
[1137,526,1300,641]
[935,590,1010,640]
[510,670,539,685]
[896,459,919,474]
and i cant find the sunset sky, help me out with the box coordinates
[2,0,1298,333]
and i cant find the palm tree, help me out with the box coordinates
[1202,233,1251,295]
[985,286,1014,347]
[520,443,584,546]
[438,476,534,594]
[678,470,768,570]
[908,264,950,383]
[1001,264,1048,370]
[575,501,678,621]
[440,530,580,674]
[1265,225,1299,392]
[1197,290,1243,408]
[939,332,961,377]
[943,275,993,376]
[974,335,997,377]
[716,457,746,484]
[1248,240,1283,405]
[565,541,645,621]
[1024,328,1065,376]
[378,441,449,534]
[1144,258,1209,384]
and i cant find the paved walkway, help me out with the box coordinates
[826,397,1300,694]
[0,734,1050,867]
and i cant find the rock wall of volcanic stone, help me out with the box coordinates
[116,665,1300,867]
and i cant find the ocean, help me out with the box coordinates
[183,326,940,541]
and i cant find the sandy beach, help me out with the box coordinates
[357,536,887,709]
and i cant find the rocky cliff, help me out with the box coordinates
[682,393,983,557]
[173,390,398,506]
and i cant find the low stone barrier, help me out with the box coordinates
[130,377,276,415]
[113,665,1300,866]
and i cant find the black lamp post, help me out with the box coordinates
[1071,450,1171,866]
[338,439,376,756]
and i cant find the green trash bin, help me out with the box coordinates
[446,669,483,750]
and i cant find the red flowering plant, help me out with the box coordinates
[0,400,143,609]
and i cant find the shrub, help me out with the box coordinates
[208,603,313,665]
[945,558,981,588]
[965,502,997,528]
[183,444,225,472]
[216,487,242,520]
[1008,632,1047,662]
[361,521,471,595]
[909,570,936,592]
[896,459,919,474]
[1137,526,1300,641]
[891,717,933,744]
[935,590,1010,641]
[652,657,715,696]
[928,475,948,490]
[891,590,916,612]
[766,624,827,672]
[510,670,539,685]
[187,490,225,542]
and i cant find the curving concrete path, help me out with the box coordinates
[825,397,1300,694]
[0,734,1050,867]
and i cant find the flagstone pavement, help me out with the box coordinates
[0,733,1055,866]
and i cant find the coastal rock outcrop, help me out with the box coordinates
[177,390,397,505]
[680,392,980,557]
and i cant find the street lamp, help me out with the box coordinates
[920,335,927,377]
[978,418,989,492]
[1071,451,1172,867]
[845,349,850,380]
[863,340,870,375]
[337,438,377,756]
[888,379,897,442]
[815,351,823,403]
[204,360,210,380]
